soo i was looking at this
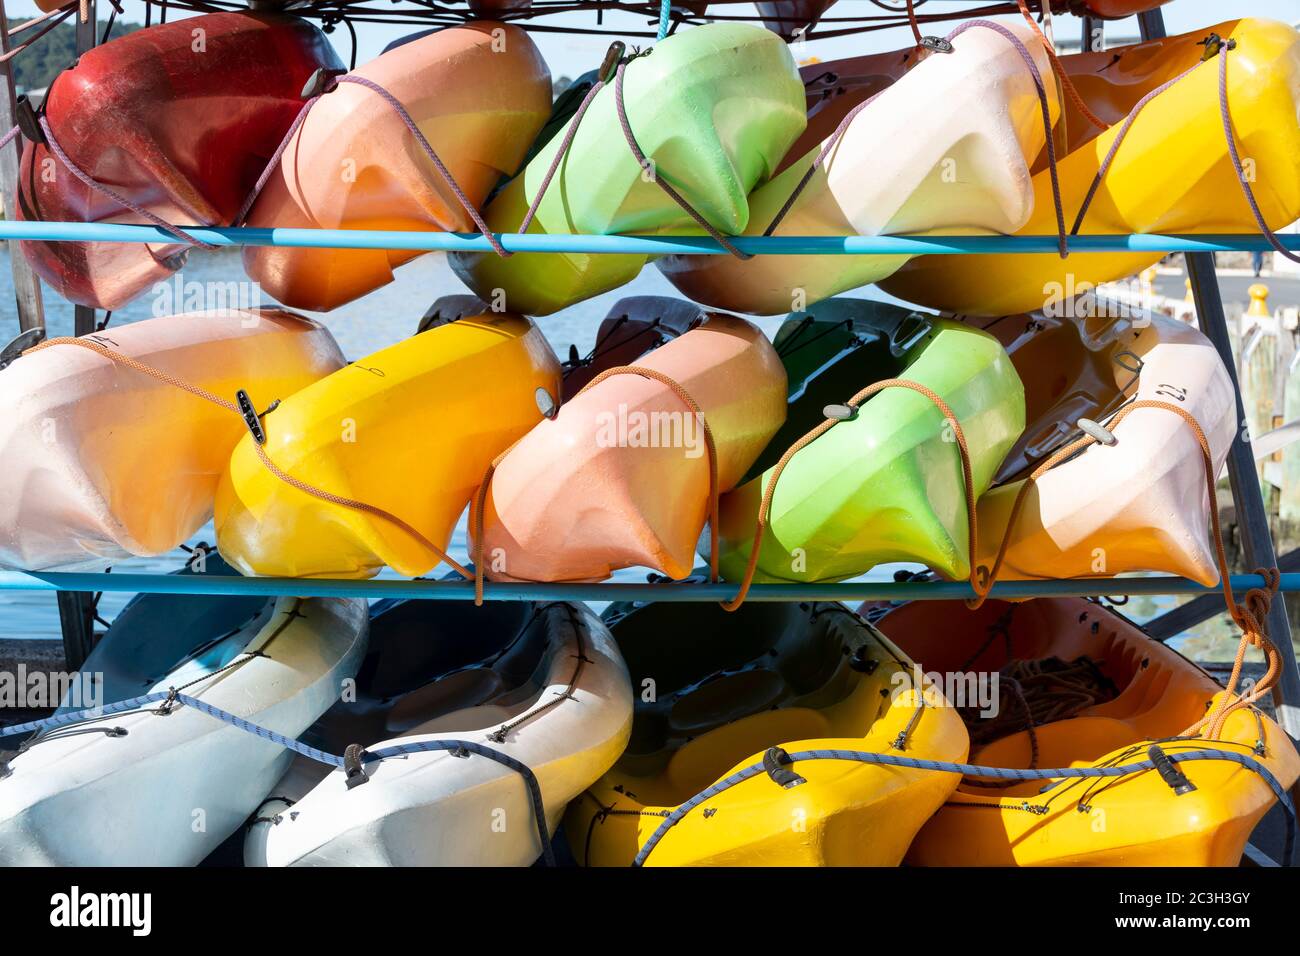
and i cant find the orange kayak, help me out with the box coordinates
[561,297,705,400]
[874,597,1300,866]
[475,314,787,583]
[242,22,552,311]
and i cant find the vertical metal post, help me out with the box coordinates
[1188,252,1300,740]
[0,0,47,334]
[1136,9,1167,42]
[1080,15,1098,53]
[54,0,100,670]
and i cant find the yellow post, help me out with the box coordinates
[1248,283,1270,319]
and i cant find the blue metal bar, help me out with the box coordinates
[0,570,1295,602]
[1,220,1296,256]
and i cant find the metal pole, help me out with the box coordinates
[1080,15,1098,53]
[1136,9,1167,42]
[1187,252,1300,740]
[55,0,99,670]
[0,0,46,335]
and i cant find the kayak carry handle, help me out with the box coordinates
[344,743,370,790]
[763,747,807,790]
[1148,744,1197,796]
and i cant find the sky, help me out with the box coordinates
[4,0,1298,80]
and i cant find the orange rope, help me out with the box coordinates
[721,378,980,612]
[471,363,719,606]
[1015,0,1108,132]
[23,337,473,579]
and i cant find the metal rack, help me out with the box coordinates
[1,0,1298,861]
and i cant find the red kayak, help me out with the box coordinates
[17,12,342,310]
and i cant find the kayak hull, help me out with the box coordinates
[243,22,552,311]
[875,597,1300,867]
[0,576,368,867]
[215,313,561,579]
[477,313,786,583]
[568,601,968,866]
[976,312,1235,585]
[658,20,1057,315]
[450,23,806,316]
[0,310,345,570]
[717,309,1025,583]
[881,18,1300,315]
[246,601,632,866]
[17,12,342,310]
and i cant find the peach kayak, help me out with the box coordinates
[474,313,786,583]
[0,311,345,569]
[243,22,552,311]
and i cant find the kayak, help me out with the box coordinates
[0,554,368,866]
[0,310,345,570]
[561,296,705,399]
[475,313,786,583]
[242,22,551,312]
[977,308,1145,485]
[17,13,342,310]
[793,49,911,163]
[566,600,968,866]
[974,311,1235,585]
[873,597,1300,866]
[715,300,1024,584]
[215,312,561,579]
[450,23,806,316]
[657,20,1057,315]
[245,600,631,866]
[881,18,1300,315]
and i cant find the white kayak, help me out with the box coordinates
[657,20,1059,315]
[0,555,368,866]
[245,600,632,866]
[975,310,1237,584]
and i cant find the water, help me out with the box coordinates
[0,246,1235,655]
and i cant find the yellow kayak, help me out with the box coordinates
[875,597,1300,866]
[566,600,968,866]
[881,18,1300,316]
[215,313,561,578]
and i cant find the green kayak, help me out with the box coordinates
[450,23,806,316]
[714,298,1025,583]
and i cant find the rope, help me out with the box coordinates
[1069,58,1204,236]
[1013,0,1107,131]
[36,116,218,250]
[0,690,556,865]
[612,58,751,260]
[1216,42,1300,264]
[656,0,671,41]
[20,337,472,580]
[721,377,979,611]
[471,363,719,605]
[631,746,1295,866]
